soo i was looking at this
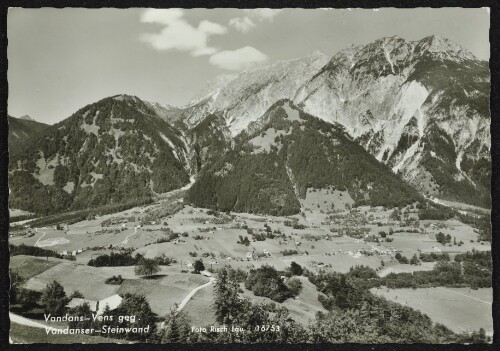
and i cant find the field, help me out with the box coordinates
[117,270,209,316]
[9,187,493,340]
[371,287,493,335]
[17,256,209,317]
[9,255,61,279]
[10,208,33,217]
[378,261,435,277]
[182,284,217,327]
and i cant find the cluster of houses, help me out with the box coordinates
[61,248,85,256]
[65,294,123,315]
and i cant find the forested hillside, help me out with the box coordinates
[9,95,190,215]
[186,100,422,215]
[8,115,49,154]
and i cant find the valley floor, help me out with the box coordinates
[9,188,492,342]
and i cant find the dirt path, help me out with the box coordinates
[176,277,215,312]
[121,226,140,246]
[9,312,65,331]
[34,231,47,247]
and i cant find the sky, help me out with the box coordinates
[8,7,490,125]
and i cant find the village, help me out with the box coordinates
[8,184,492,340]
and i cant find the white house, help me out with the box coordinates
[97,294,123,315]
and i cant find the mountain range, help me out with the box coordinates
[8,115,49,153]
[8,35,491,215]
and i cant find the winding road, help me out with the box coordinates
[176,277,215,312]
[34,231,47,247]
[121,226,140,246]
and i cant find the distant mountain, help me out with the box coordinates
[185,101,422,215]
[182,51,329,135]
[184,35,491,207]
[8,95,190,215]
[8,115,49,153]
[9,35,490,216]
[143,101,185,127]
[295,35,490,206]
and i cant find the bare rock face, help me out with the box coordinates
[182,51,329,135]
[186,35,489,206]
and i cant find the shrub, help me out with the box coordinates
[286,278,303,296]
[281,249,298,256]
[105,275,124,285]
[289,261,304,276]
[245,265,292,302]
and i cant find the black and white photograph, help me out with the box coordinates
[5,6,493,344]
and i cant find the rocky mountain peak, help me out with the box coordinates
[416,34,477,61]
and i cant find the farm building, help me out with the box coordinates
[67,295,123,315]
[97,294,123,315]
[66,298,98,312]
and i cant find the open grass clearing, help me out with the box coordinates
[371,287,493,335]
[9,255,62,279]
[182,284,217,327]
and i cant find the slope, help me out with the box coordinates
[185,100,422,215]
[8,95,190,215]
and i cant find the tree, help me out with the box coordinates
[110,293,158,341]
[134,257,160,277]
[41,280,69,315]
[436,232,447,245]
[160,309,194,343]
[245,265,292,302]
[410,254,420,265]
[9,270,24,304]
[389,210,400,221]
[70,290,84,299]
[286,278,303,296]
[193,259,205,273]
[68,303,94,330]
[213,267,244,325]
[289,261,303,276]
[17,289,41,310]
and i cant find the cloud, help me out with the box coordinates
[140,9,227,56]
[209,46,268,71]
[228,17,256,33]
[198,20,227,35]
[141,8,184,25]
[244,9,283,21]
[229,9,283,33]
